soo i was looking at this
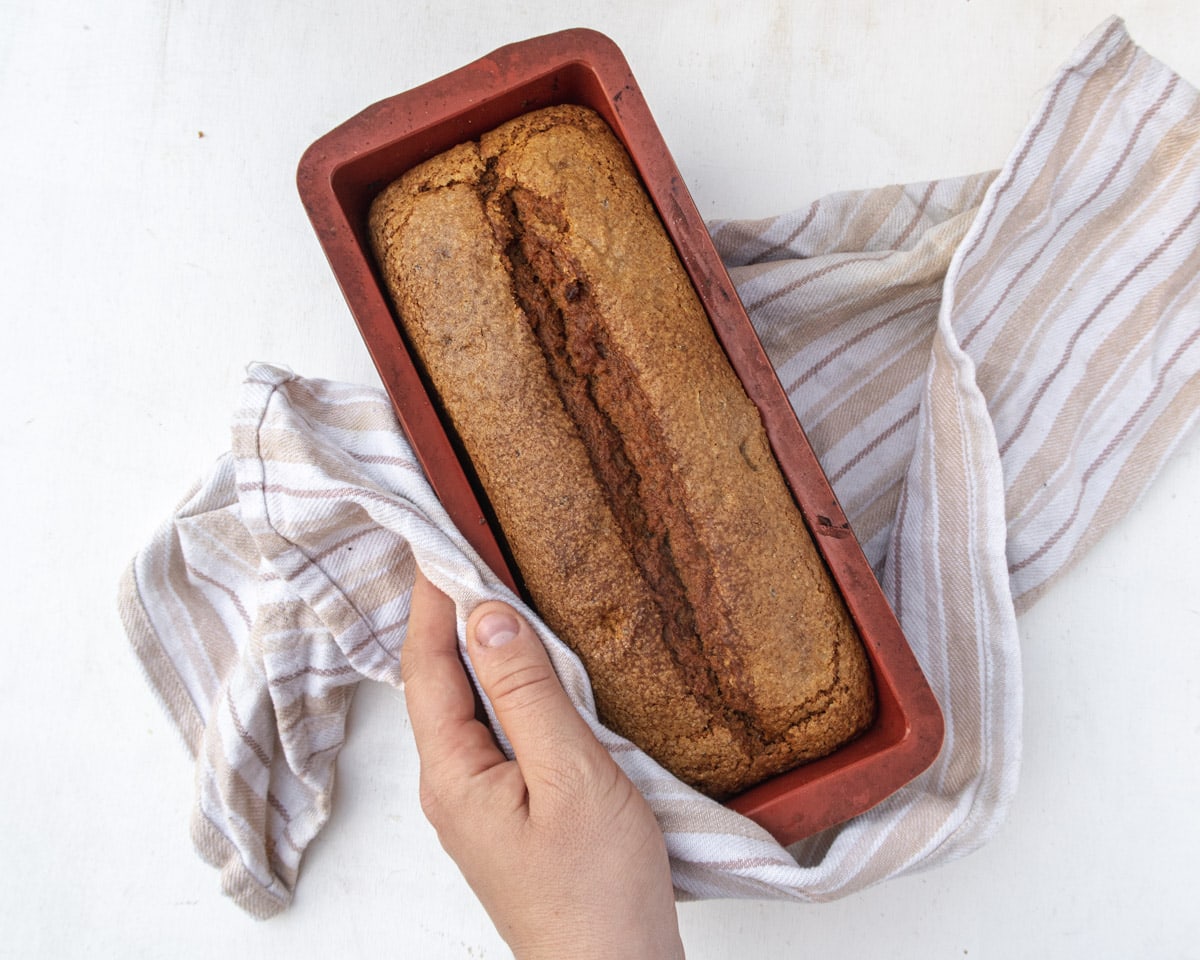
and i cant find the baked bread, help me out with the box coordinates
[369,104,874,798]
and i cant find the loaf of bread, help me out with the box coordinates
[369,104,874,798]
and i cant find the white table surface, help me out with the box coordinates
[3,1,1198,957]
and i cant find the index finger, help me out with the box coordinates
[402,568,503,775]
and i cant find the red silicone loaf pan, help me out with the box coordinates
[296,28,943,845]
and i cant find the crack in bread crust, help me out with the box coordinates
[488,181,772,757]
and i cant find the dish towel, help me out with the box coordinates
[119,17,1200,918]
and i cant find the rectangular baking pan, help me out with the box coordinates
[297,28,943,846]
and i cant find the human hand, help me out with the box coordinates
[402,569,685,960]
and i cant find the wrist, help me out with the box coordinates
[512,918,685,960]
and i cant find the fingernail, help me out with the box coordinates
[475,610,519,647]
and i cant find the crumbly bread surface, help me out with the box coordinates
[369,104,875,798]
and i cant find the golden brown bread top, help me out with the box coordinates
[369,105,874,797]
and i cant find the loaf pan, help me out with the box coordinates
[297,28,943,846]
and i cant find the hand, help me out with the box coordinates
[402,569,685,960]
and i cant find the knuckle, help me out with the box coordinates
[535,745,618,810]
[417,778,440,824]
[399,644,424,688]
[484,659,560,714]
[539,756,593,803]
[399,654,416,689]
[416,769,458,837]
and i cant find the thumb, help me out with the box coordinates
[466,601,602,775]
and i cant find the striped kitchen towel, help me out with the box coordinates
[119,17,1200,917]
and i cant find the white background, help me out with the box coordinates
[2,1,1199,957]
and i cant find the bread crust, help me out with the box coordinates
[369,105,875,798]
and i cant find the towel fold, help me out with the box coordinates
[120,17,1200,917]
